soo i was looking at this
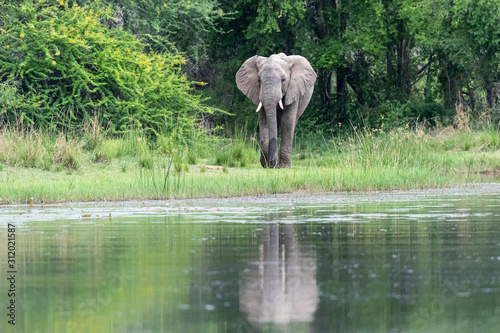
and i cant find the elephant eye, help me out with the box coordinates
[281,78,286,82]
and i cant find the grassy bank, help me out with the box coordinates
[0,125,499,204]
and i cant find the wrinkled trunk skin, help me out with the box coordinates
[259,81,281,168]
[262,101,278,168]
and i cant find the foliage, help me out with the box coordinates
[2,0,500,141]
[76,0,229,77]
[0,80,25,118]
[199,0,500,134]
[0,0,215,135]
[374,99,452,129]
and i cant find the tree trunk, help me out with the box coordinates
[318,69,333,119]
[386,19,412,103]
[424,55,433,101]
[386,49,396,101]
[438,57,460,111]
[336,65,349,123]
[486,83,496,109]
[347,52,368,106]
[464,85,475,112]
[397,38,411,102]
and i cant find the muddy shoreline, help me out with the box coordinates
[1,182,499,212]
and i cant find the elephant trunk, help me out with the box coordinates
[262,98,279,166]
[267,116,277,165]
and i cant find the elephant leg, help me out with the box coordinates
[278,104,298,168]
[278,124,295,168]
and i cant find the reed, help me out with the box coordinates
[0,125,499,204]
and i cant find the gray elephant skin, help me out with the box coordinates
[236,53,317,168]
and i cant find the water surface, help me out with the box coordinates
[1,184,500,332]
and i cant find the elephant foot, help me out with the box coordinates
[260,155,266,168]
[278,156,292,168]
[260,155,277,168]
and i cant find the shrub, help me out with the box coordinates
[0,81,25,122]
[0,0,215,134]
[376,100,406,128]
[376,100,453,129]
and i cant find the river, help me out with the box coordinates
[1,183,499,332]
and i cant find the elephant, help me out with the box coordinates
[236,53,317,168]
[239,223,319,325]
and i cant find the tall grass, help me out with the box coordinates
[295,125,500,173]
[0,123,499,204]
[0,124,80,170]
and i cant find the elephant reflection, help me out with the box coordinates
[239,224,319,324]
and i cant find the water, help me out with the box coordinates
[1,184,500,332]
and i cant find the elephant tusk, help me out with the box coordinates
[256,101,263,112]
[279,99,284,109]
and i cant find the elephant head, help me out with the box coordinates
[236,53,316,168]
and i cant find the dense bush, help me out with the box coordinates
[374,100,453,129]
[0,0,215,135]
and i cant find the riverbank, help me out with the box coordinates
[1,126,499,204]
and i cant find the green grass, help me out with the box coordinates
[0,125,499,204]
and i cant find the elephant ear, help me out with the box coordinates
[284,55,317,106]
[236,55,267,105]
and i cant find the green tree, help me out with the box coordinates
[0,0,214,134]
[76,0,227,79]
[178,0,500,131]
